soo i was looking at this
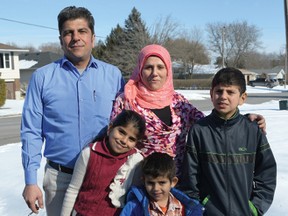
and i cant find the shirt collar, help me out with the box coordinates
[149,192,182,214]
[60,55,98,69]
[91,139,136,159]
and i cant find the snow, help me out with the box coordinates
[0,85,287,215]
[19,59,38,69]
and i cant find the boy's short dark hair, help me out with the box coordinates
[142,152,176,181]
[57,6,95,35]
[212,67,246,94]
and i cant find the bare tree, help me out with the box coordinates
[7,42,38,52]
[207,21,262,68]
[149,15,181,45]
[23,45,38,52]
[166,28,210,77]
[39,42,63,55]
[244,51,273,69]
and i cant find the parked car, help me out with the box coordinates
[248,78,279,88]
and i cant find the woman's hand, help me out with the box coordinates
[248,113,266,134]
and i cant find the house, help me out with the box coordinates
[249,66,285,79]
[0,43,29,99]
[19,51,62,93]
[247,66,286,85]
[238,69,257,84]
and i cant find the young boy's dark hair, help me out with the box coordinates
[211,67,246,94]
[142,152,176,181]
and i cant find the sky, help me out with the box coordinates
[0,0,286,54]
[0,86,288,215]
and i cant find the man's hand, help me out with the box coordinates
[248,113,266,135]
[22,185,44,214]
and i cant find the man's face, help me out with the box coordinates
[59,18,95,68]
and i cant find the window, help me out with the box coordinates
[0,52,11,69]
[0,54,3,68]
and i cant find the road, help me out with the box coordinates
[192,92,288,112]
[0,115,21,146]
[0,91,287,147]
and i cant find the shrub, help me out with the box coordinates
[0,79,6,107]
[122,74,213,90]
[173,78,212,90]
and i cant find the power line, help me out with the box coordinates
[0,17,58,30]
[0,17,106,39]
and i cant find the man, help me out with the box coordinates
[21,6,125,215]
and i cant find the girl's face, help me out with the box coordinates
[141,56,168,91]
[107,123,139,155]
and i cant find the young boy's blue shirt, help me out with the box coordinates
[120,186,204,216]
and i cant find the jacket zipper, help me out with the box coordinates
[224,121,231,215]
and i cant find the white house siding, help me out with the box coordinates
[0,44,29,99]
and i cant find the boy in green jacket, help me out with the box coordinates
[179,67,277,216]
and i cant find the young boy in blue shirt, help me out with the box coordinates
[121,152,203,216]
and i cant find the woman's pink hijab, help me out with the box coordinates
[124,44,174,109]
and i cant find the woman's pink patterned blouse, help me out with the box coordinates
[110,92,205,174]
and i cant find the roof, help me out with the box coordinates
[0,43,29,52]
[271,66,285,73]
[247,66,285,75]
[19,51,62,69]
[238,68,257,75]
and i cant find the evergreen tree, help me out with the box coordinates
[121,7,150,74]
[100,7,150,75]
[92,40,106,60]
[92,24,125,64]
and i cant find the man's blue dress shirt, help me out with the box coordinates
[21,56,125,184]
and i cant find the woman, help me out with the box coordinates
[111,44,265,174]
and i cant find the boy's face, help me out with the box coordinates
[144,175,178,206]
[210,84,247,120]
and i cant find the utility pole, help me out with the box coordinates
[222,26,225,68]
[284,0,288,88]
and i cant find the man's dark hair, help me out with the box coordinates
[142,152,176,181]
[211,67,246,94]
[57,6,95,35]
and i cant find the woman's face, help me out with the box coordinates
[141,56,168,91]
